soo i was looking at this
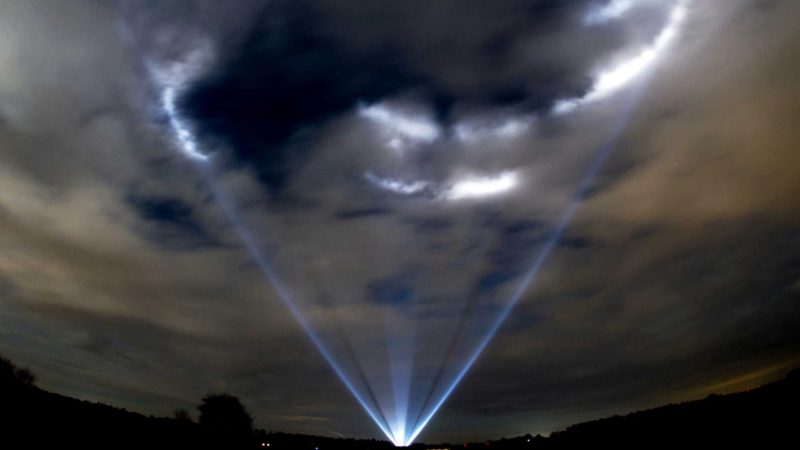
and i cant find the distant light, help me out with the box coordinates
[445,171,518,201]
[358,103,441,150]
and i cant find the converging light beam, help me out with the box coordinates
[406,0,691,442]
[150,57,403,446]
[144,0,691,445]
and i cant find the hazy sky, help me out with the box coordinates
[1,0,799,444]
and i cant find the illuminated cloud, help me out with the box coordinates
[366,171,519,202]
[365,172,436,197]
[445,171,519,201]
[358,102,441,151]
[454,117,531,144]
[161,86,209,162]
[555,0,689,114]
[148,46,214,162]
[584,0,637,25]
[364,172,437,195]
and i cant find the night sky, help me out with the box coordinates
[1,0,800,444]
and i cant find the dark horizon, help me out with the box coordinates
[3,353,798,448]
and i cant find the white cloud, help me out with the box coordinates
[365,172,435,196]
[365,170,519,202]
[584,0,637,25]
[555,0,689,114]
[148,45,215,162]
[454,117,531,144]
[445,171,519,201]
[358,102,441,151]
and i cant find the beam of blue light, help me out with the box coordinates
[406,2,690,439]
[122,9,404,440]
[158,95,400,445]
[386,318,415,445]
[201,164,400,444]
[406,79,650,445]
[122,1,690,443]
[194,158,401,446]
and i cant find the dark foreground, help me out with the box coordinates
[1,355,797,449]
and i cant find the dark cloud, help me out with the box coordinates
[178,0,669,195]
[402,216,455,234]
[126,194,222,250]
[367,275,414,309]
[334,207,393,220]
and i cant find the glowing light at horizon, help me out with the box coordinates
[150,54,403,447]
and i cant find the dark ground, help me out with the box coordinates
[1,355,797,449]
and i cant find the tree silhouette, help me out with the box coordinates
[14,367,37,386]
[0,355,36,387]
[173,408,193,423]
[0,356,15,384]
[198,393,254,447]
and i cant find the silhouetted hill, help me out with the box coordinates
[1,353,797,449]
[538,369,799,449]
[458,369,799,450]
[2,374,199,449]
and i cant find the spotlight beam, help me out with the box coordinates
[407,280,484,440]
[135,0,691,444]
[152,63,399,443]
[196,163,398,444]
[406,73,652,446]
[407,1,691,441]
